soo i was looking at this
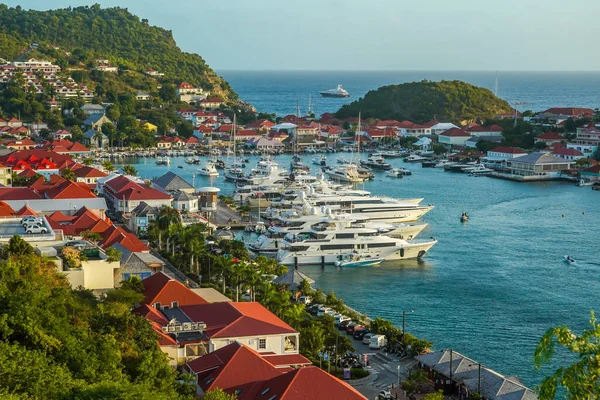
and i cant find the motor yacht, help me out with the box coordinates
[403,154,427,163]
[198,161,219,177]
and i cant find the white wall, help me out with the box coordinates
[210,333,299,355]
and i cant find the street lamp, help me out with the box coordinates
[467,363,482,395]
[402,310,414,348]
[397,364,401,385]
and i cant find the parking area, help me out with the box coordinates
[0,218,55,241]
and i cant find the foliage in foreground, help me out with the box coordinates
[534,311,600,399]
[0,251,192,399]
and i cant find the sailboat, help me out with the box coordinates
[225,114,246,182]
[326,113,365,183]
[198,134,219,177]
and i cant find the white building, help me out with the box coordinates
[486,147,528,161]
[567,128,600,156]
[438,128,472,146]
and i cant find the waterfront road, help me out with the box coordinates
[350,342,417,399]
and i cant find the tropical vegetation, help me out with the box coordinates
[336,80,512,124]
[0,235,194,399]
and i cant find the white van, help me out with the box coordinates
[369,334,387,349]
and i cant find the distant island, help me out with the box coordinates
[335,80,512,124]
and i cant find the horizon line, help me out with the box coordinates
[216,69,600,73]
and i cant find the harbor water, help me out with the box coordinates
[119,153,600,387]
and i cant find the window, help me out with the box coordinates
[368,242,395,248]
[261,388,271,396]
[153,302,161,309]
[258,338,267,350]
[235,389,242,396]
[320,244,354,251]
[335,233,354,239]
[171,301,179,308]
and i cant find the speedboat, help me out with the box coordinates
[461,213,469,223]
[434,160,453,168]
[565,255,576,264]
[320,84,350,98]
[198,161,219,177]
[404,154,427,163]
[335,254,384,267]
[360,156,392,171]
[387,168,412,178]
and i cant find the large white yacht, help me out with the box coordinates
[247,210,428,255]
[275,231,436,266]
[320,84,350,98]
[323,164,364,183]
[264,189,432,223]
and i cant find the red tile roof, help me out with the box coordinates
[0,201,15,217]
[583,164,600,173]
[262,354,312,369]
[440,128,471,137]
[542,107,594,117]
[259,366,367,400]
[43,180,97,199]
[99,225,148,252]
[236,129,263,137]
[466,124,503,133]
[181,302,296,339]
[375,120,400,127]
[552,147,583,156]
[489,147,527,154]
[14,205,37,216]
[141,272,208,307]
[246,119,275,129]
[186,342,282,398]
[536,132,564,140]
[72,166,108,178]
[0,188,43,200]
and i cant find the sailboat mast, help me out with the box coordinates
[357,112,361,160]
[232,113,237,165]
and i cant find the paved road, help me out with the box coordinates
[350,340,417,400]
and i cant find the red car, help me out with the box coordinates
[346,324,364,335]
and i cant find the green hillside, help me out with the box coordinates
[0,4,237,102]
[336,80,511,124]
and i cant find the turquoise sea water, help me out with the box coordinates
[120,153,600,387]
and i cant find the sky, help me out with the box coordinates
[4,0,600,71]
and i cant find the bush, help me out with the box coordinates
[351,367,369,379]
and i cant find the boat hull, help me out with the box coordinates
[320,92,350,98]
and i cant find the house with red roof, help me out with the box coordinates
[52,129,72,140]
[71,165,108,188]
[395,121,432,137]
[101,174,172,212]
[141,271,209,308]
[246,119,275,132]
[366,127,396,142]
[7,118,22,128]
[185,136,200,146]
[6,138,36,150]
[236,129,263,141]
[551,147,583,161]
[199,97,223,110]
[438,128,472,146]
[537,107,594,121]
[46,206,110,237]
[465,124,503,137]
[486,147,528,161]
[192,110,218,125]
[535,132,565,146]
[296,122,320,136]
[183,342,362,399]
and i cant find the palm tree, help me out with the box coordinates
[93,130,104,148]
[212,256,233,294]
[60,167,76,181]
[157,206,182,255]
[101,160,115,173]
[122,165,138,176]
[283,303,306,330]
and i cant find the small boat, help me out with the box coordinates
[312,155,327,166]
[386,168,405,178]
[421,160,437,168]
[177,165,183,169]
[461,212,469,223]
[255,222,267,234]
[564,255,576,264]
[198,161,219,177]
[404,154,427,163]
[335,254,384,267]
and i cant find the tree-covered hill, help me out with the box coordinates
[0,4,237,102]
[335,80,511,124]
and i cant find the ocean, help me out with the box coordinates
[219,70,600,117]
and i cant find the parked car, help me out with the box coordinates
[353,328,370,340]
[324,309,336,316]
[25,225,48,234]
[307,304,320,315]
[378,390,392,400]
[345,322,359,334]
[317,307,332,317]
[298,295,312,305]
[21,216,42,226]
[339,319,353,331]
[337,315,351,325]
[362,333,373,344]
